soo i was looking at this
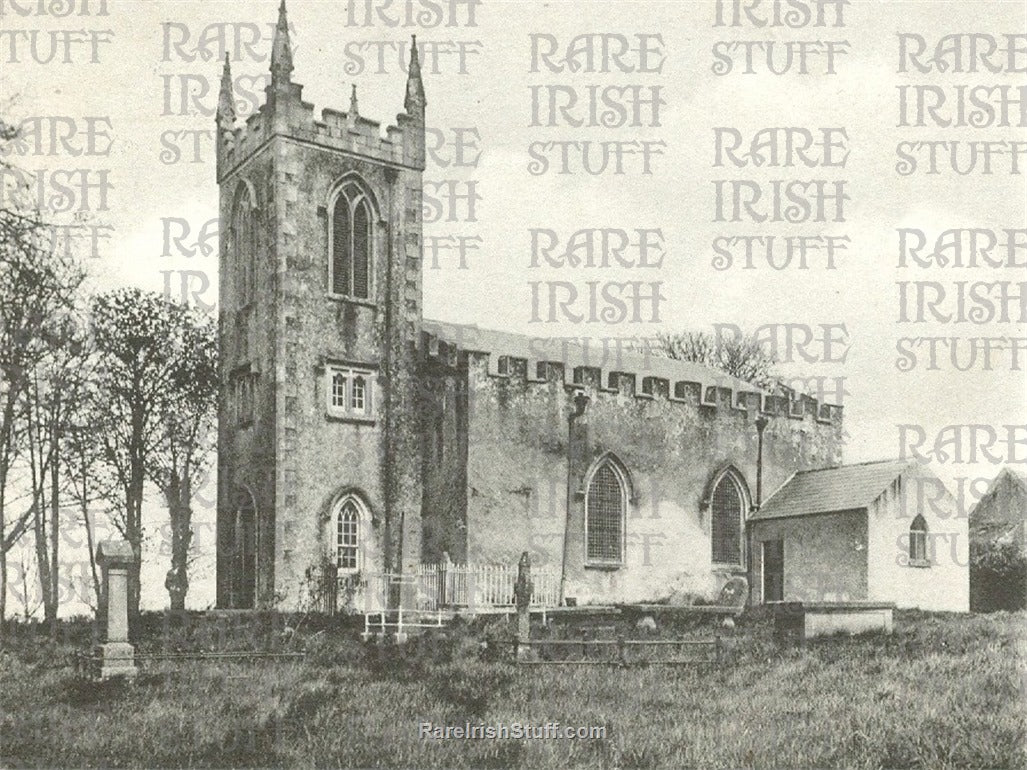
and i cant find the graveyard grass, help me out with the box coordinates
[1,609,1024,769]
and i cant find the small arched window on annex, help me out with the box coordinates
[705,465,751,568]
[583,454,631,567]
[229,180,258,308]
[909,514,929,565]
[330,493,372,573]
[328,175,378,301]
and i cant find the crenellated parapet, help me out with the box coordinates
[420,319,844,427]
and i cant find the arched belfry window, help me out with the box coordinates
[909,514,928,563]
[230,183,257,308]
[710,468,747,566]
[330,180,373,300]
[333,495,367,572]
[585,456,628,565]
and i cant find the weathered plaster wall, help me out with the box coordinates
[750,510,868,602]
[458,354,844,604]
[866,467,969,612]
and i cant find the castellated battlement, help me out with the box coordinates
[219,88,420,179]
[216,2,426,182]
[420,321,844,427]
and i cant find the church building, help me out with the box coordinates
[214,2,936,613]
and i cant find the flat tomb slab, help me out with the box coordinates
[802,602,895,638]
[621,604,743,616]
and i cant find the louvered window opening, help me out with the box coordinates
[332,189,371,300]
[233,191,256,308]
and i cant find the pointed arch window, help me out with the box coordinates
[585,458,628,565]
[909,514,929,564]
[335,497,362,572]
[330,181,373,300]
[330,371,348,410]
[711,470,746,566]
[231,185,257,308]
[351,375,367,412]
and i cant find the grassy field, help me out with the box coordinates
[1,609,1024,769]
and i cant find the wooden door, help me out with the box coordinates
[763,539,784,603]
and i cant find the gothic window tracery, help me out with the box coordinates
[711,469,746,566]
[335,497,362,571]
[585,457,628,565]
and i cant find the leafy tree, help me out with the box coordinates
[90,288,217,616]
[151,312,217,611]
[655,330,777,388]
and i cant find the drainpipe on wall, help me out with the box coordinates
[559,392,590,605]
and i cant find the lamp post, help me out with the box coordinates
[746,415,769,605]
[754,415,768,509]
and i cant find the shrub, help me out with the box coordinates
[970,540,1027,612]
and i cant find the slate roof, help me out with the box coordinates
[751,459,913,521]
[422,319,760,394]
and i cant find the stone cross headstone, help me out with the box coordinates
[513,551,533,661]
[94,540,138,680]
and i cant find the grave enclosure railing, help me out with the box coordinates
[313,561,561,615]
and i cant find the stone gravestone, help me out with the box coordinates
[718,576,749,610]
[94,540,138,680]
[513,551,534,661]
[718,576,749,631]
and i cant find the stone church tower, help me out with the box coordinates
[215,0,426,608]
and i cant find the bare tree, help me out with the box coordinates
[62,382,106,609]
[0,124,84,632]
[655,330,777,389]
[23,314,92,634]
